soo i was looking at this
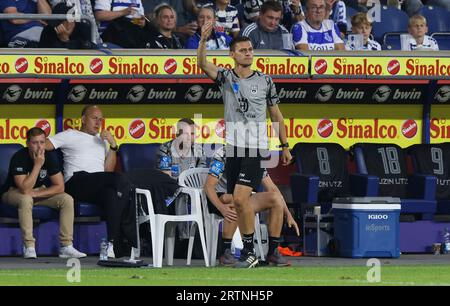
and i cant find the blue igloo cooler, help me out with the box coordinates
[332,197,401,258]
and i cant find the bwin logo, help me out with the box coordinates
[315,85,334,102]
[435,86,450,103]
[68,85,87,103]
[373,85,391,103]
[185,85,204,102]
[368,214,388,220]
[127,85,146,103]
[3,85,22,103]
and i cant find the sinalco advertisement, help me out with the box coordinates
[63,104,422,150]
[0,105,55,144]
[430,105,450,144]
[0,55,309,78]
[312,56,450,78]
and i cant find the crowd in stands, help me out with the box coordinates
[0,0,449,50]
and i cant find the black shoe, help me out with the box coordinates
[234,251,258,268]
[219,249,238,266]
[266,248,290,267]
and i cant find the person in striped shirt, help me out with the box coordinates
[345,12,381,51]
[185,6,232,49]
[94,0,145,36]
[407,14,439,51]
[326,0,347,37]
[292,0,344,50]
[204,0,240,38]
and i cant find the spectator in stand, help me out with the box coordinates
[292,0,344,50]
[243,0,264,24]
[147,3,183,49]
[0,0,51,48]
[242,0,303,29]
[143,0,199,44]
[49,0,102,44]
[94,0,154,48]
[345,12,381,50]
[326,0,347,37]
[406,14,439,50]
[39,2,97,49]
[240,0,293,50]
[204,0,240,38]
[186,6,232,49]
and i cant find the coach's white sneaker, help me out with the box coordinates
[23,246,37,259]
[107,242,115,259]
[59,245,87,258]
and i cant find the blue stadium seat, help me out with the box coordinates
[408,143,450,215]
[352,143,437,220]
[383,32,405,50]
[0,144,58,220]
[290,142,377,216]
[119,143,161,172]
[0,144,23,188]
[371,6,409,43]
[420,5,450,33]
[432,32,450,50]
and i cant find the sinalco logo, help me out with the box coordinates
[3,85,22,102]
[127,85,146,103]
[68,85,87,103]
[315,85,334,102]
[435,86,450,103]
[373,85,391,103]
[185,85,204,102]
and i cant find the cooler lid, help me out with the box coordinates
[332,204,401,210]
[332,197,401,204]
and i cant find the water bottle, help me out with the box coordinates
[171,164,180,179]
[99,238,108,261]
[442,228,450,254]
[160,156,171,170]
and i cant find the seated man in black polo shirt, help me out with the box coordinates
[0,127,86,259]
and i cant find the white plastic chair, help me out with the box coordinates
[178,167,265,266]
[135,187,209,268]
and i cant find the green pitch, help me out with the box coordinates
[1,265,450,286]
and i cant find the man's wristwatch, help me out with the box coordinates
[277,143,289,148]
[110,145,119,151]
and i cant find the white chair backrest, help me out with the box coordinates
[178,168,210,189]
[135,188,156,217]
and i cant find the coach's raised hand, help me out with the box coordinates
[197,21,219,80]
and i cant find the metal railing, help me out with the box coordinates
[0,13,97,44]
